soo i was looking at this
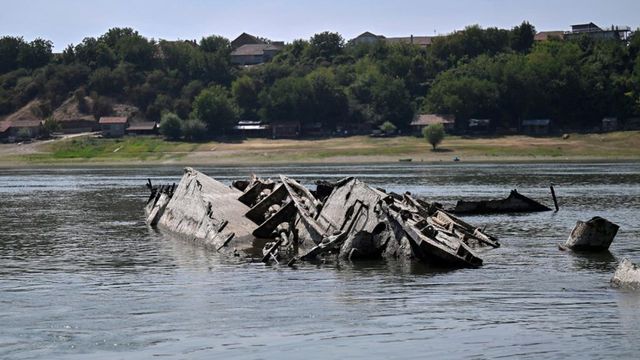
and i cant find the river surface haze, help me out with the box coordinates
[1,163,640,359]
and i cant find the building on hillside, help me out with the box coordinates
[386,35,434,48]
[351,32,435,48]
[601,117,618,132]
[410,114,455,136]
[534,31,565,41]
[0,120,43,141]
[52,97,97,134]
[565,22,631,41]
[231,33,265,49]
[126,122,158,136]
[468,118,491,134]
[99,117,128,138]
[521,119,551,135]
[54,114,97,133]
[0,120,11,141]
[351,31,386,45]
[233,120,271,138]
[231,44,283,65]
[271,121,301,139]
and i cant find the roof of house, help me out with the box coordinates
[231,33,264,46]
[10,120,43,128]
[522,119,551,126]
[355,31,385,39]
[410,114,455,126]
[127,122,157,131]
[534,31,565,41]
[234,124,270,131]
[571,22,601,32]
[231,44,282,56]
[99,116,128,125]
[0,120,11,133]
[386,36,434,47]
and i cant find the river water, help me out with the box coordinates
[1,163,639,359]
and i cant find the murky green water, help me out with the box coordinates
[1,163,639,359]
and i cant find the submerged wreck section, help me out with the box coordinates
[146,168,258,252]
[145,168,500,268]
[449,189,552,215]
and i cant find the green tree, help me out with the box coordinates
[423,123,445,150]
[259,76,312,123]
[181,118,207,141]
[16,127,32,141]
[379,121,397,134]
[192,85,238,135]
[199,35,231,55]
[159,112,183,140]
[18,38,53,69]
[91,95,113,121]
[41,117,61,138]
[232,75,260,120]
[306,68,348,128]
[0,36,25,73]
[510,21,535,53]
[307,32,344,61]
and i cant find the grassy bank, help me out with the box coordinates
[1,131,639,167]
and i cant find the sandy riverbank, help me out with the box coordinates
[1,132,639,167]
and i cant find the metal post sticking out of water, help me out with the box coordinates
[550,185,559,212]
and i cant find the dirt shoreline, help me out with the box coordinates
[1,132,639,168]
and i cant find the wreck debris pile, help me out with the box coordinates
[562,216,620,251]
[145,168,501,268]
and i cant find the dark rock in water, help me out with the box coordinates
[563,216,619,251]
[611,258,640,289]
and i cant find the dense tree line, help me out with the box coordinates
[1,22,639,138]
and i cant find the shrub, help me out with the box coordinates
[41,117,60,138]
[16,127,32,141]
[379,121,397,135]
[181,118,207,141]
[422,123,445,150]
[159,112,183,140]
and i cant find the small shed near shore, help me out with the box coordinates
[521,119,551,135]
[99,117,128,138]
[126,122,158,136]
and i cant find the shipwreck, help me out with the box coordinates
[448,188,557,215]
[145,167,500,268]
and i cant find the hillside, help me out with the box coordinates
[1,24,639,140]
